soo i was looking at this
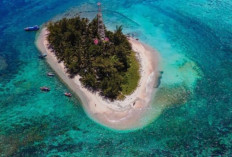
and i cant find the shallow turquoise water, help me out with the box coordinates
[0,0,232,156]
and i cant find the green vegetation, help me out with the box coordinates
[47,16,140,100]
[121,52,140,95]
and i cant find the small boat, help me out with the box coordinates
[47,72,55,77]
[39,53,47,59]
[24,25,39,31]
[64,92,72,97]
[40,87,50,92]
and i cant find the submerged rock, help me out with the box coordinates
[154,84,191,108]
[155,71,164,88]
[0,56,7,71]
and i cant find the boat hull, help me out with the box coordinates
[24,26,39,31]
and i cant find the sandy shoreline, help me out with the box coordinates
[36,27,160,130]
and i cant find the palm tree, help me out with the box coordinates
[115,25,123,34]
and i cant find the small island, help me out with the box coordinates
[36,3,159,130]
[47,17,140,100]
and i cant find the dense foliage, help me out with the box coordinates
[47,16,139,100]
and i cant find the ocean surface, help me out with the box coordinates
[0,0,232,156]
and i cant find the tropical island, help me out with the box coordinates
[47,17,139,100]
[36,3,159,130]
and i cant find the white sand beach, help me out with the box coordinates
[36,27,160,130]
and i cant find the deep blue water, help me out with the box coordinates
[0,0,232,156]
